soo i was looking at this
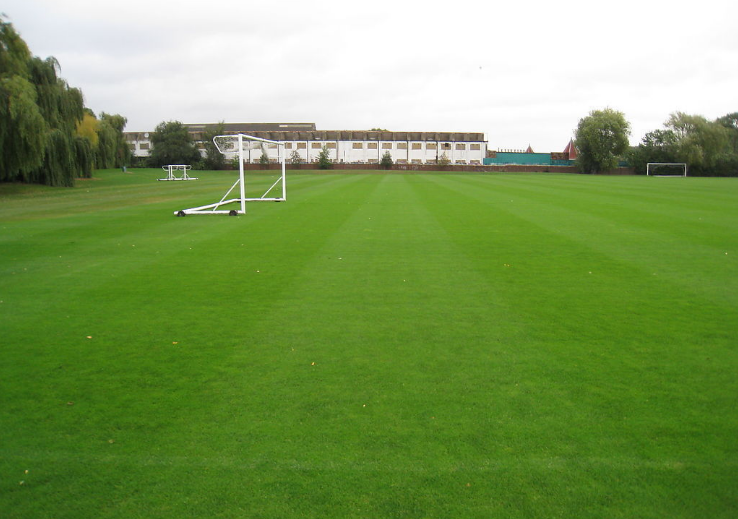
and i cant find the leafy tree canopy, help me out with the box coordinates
[148,120,200,167]
[316,145,332,169]
[380,151,393,170]
[0,16,127,185]
[574,108,631,173]
[202,121,226,170]
[663,112,730,175]
[289,150,302,165]
[627,111,737,176]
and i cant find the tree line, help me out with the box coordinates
[574,108,738,176]
[1,17,129,186]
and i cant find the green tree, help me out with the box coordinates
[202,121,226,170]
[0,17,122,185]
[259,144,270,168]
[380,151,393,170]
[148,120,200,167]
[627,129,679,174]
[100,112,129,167]
[0,74,48,181]
[664,112,729,175]
[716,112,738,153]
[713,112,738,176]
[93,112,129,169]
[94,116,118,169]
[574,108,631,173]
[25,57,85,186]
[316,145,332,170]
[289,150,302,165]
[437,152,451,168]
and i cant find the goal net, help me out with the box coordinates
[174,134,286,216]
[646,163,687,177]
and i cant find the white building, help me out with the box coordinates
[124,123,488,166]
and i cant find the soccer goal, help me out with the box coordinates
[173,134,286,216]
[646,163,687,177]
[158,164,198,181]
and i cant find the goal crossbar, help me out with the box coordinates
[646,162,687,177]
[173,134,286,216]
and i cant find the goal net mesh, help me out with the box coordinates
[647,163,687,176]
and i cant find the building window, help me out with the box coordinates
[367,142,377,149]
[297,142,307,149]
[284,142,292,149]
[456,143,466,150]
[397,142,407,149]
[470,160,481,165]
[411,159,422,164]
[367,158,378,164]
[140,143,150,150]
[442,143,451,149]
[326,142,336,149]
[411,143,422,150]
[470,144,481,150]
[353,142,363,149]
[382,142,392,149]
[426,143,437,150]
[311,142,322,149]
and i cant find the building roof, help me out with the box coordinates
[208,130,486,142]
[563,138,577,159]
[124,123,486,143]
[185,122,317,133]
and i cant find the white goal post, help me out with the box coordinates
[646,163,687,177]
[174,134,286,216]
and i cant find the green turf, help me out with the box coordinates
[1,169,737,518]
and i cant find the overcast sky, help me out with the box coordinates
[4,0,737,151]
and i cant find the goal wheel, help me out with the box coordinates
[229,210,238,216]
[177,210,186,217]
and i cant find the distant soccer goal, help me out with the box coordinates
[646,163,687,177]
[158,164,197,181]
[173,134,286,216]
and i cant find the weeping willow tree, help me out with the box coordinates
[0,19,48,181]
[1,17,126,186]
[75,111,97,178]
[94,112,129,169]
[25,56,86,186]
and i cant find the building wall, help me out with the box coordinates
[483,152,575,166]
[277,140,485,165]
[124,127,488,165]
[124,132,152,158]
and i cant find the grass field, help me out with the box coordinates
[1,169,737,518]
